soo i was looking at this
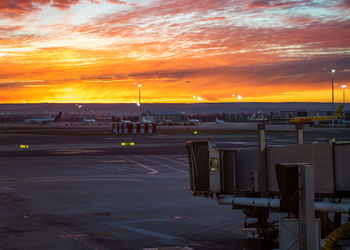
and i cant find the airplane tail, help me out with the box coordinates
[335,105,344,118]
[54,112,62,121]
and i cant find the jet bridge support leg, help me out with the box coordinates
[299,164,315,250]
[296,124,304,145]
[257,124,270,241]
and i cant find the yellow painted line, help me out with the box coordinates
[121,142,135,146]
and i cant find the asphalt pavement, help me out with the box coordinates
[0,124,350,249]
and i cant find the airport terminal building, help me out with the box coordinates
[139,110,183,123]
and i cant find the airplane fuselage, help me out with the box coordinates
[289,105,343,124]
[290,115,334,124]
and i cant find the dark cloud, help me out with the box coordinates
[51,0,81,9]
[0,25,23,31]
[246,0,307,9]
[343,0,350,7]
[107,0,127,4]
[0,0,92,17]
[126,55,350,88]
[0,0,49,17]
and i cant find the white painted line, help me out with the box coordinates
[136,156,187,174]
[100,160,125,163]
[0,177,141,184]
[175,157,188,161]
[104,221,179,241]
[151,155,188,167]
[119,156,159,175]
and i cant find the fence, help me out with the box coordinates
[112,122,157,134]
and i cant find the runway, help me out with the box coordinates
[0,124,349,249]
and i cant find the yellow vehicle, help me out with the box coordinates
[290,105,343,124]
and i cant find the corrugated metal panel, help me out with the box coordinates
[235,148,260,191]
[334,143,350,193]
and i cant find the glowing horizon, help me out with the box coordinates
[1,0,350,103]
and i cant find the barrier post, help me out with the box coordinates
[116,123,120,134]
[136,123,141,133]
[296,124,304,145]
[145,123,149,133]
[127,123,132,134]
[112,123,116,134]
[121,123,124,134]
[152,122,157,133]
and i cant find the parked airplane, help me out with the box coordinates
[289,105,343,124]
[216,118,224,124]
[83,118,95,123]
[187,118,200,125]
[24,112,62,124]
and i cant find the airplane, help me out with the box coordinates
[121,118,132,123]
[187,118,200,125]
[216,118,224,124]
[289,105,343,125]
[83,118,96,123]
[24,112,62,124]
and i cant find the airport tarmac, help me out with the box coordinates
[0,124,349,249]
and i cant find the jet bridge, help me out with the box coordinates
[186,124,350,249]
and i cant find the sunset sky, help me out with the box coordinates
[1,0,350,103]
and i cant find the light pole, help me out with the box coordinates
[76,104,82,118]
[193,95,202,117]
[137,84,142,107]
[341,84,347,120]
[331,69,335,128]
[238,95,242,117]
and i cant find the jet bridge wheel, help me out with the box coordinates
[242,207,278,247]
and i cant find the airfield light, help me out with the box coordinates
[197,96,202,101]
[232,93,235,97]
[238,95,242,100]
